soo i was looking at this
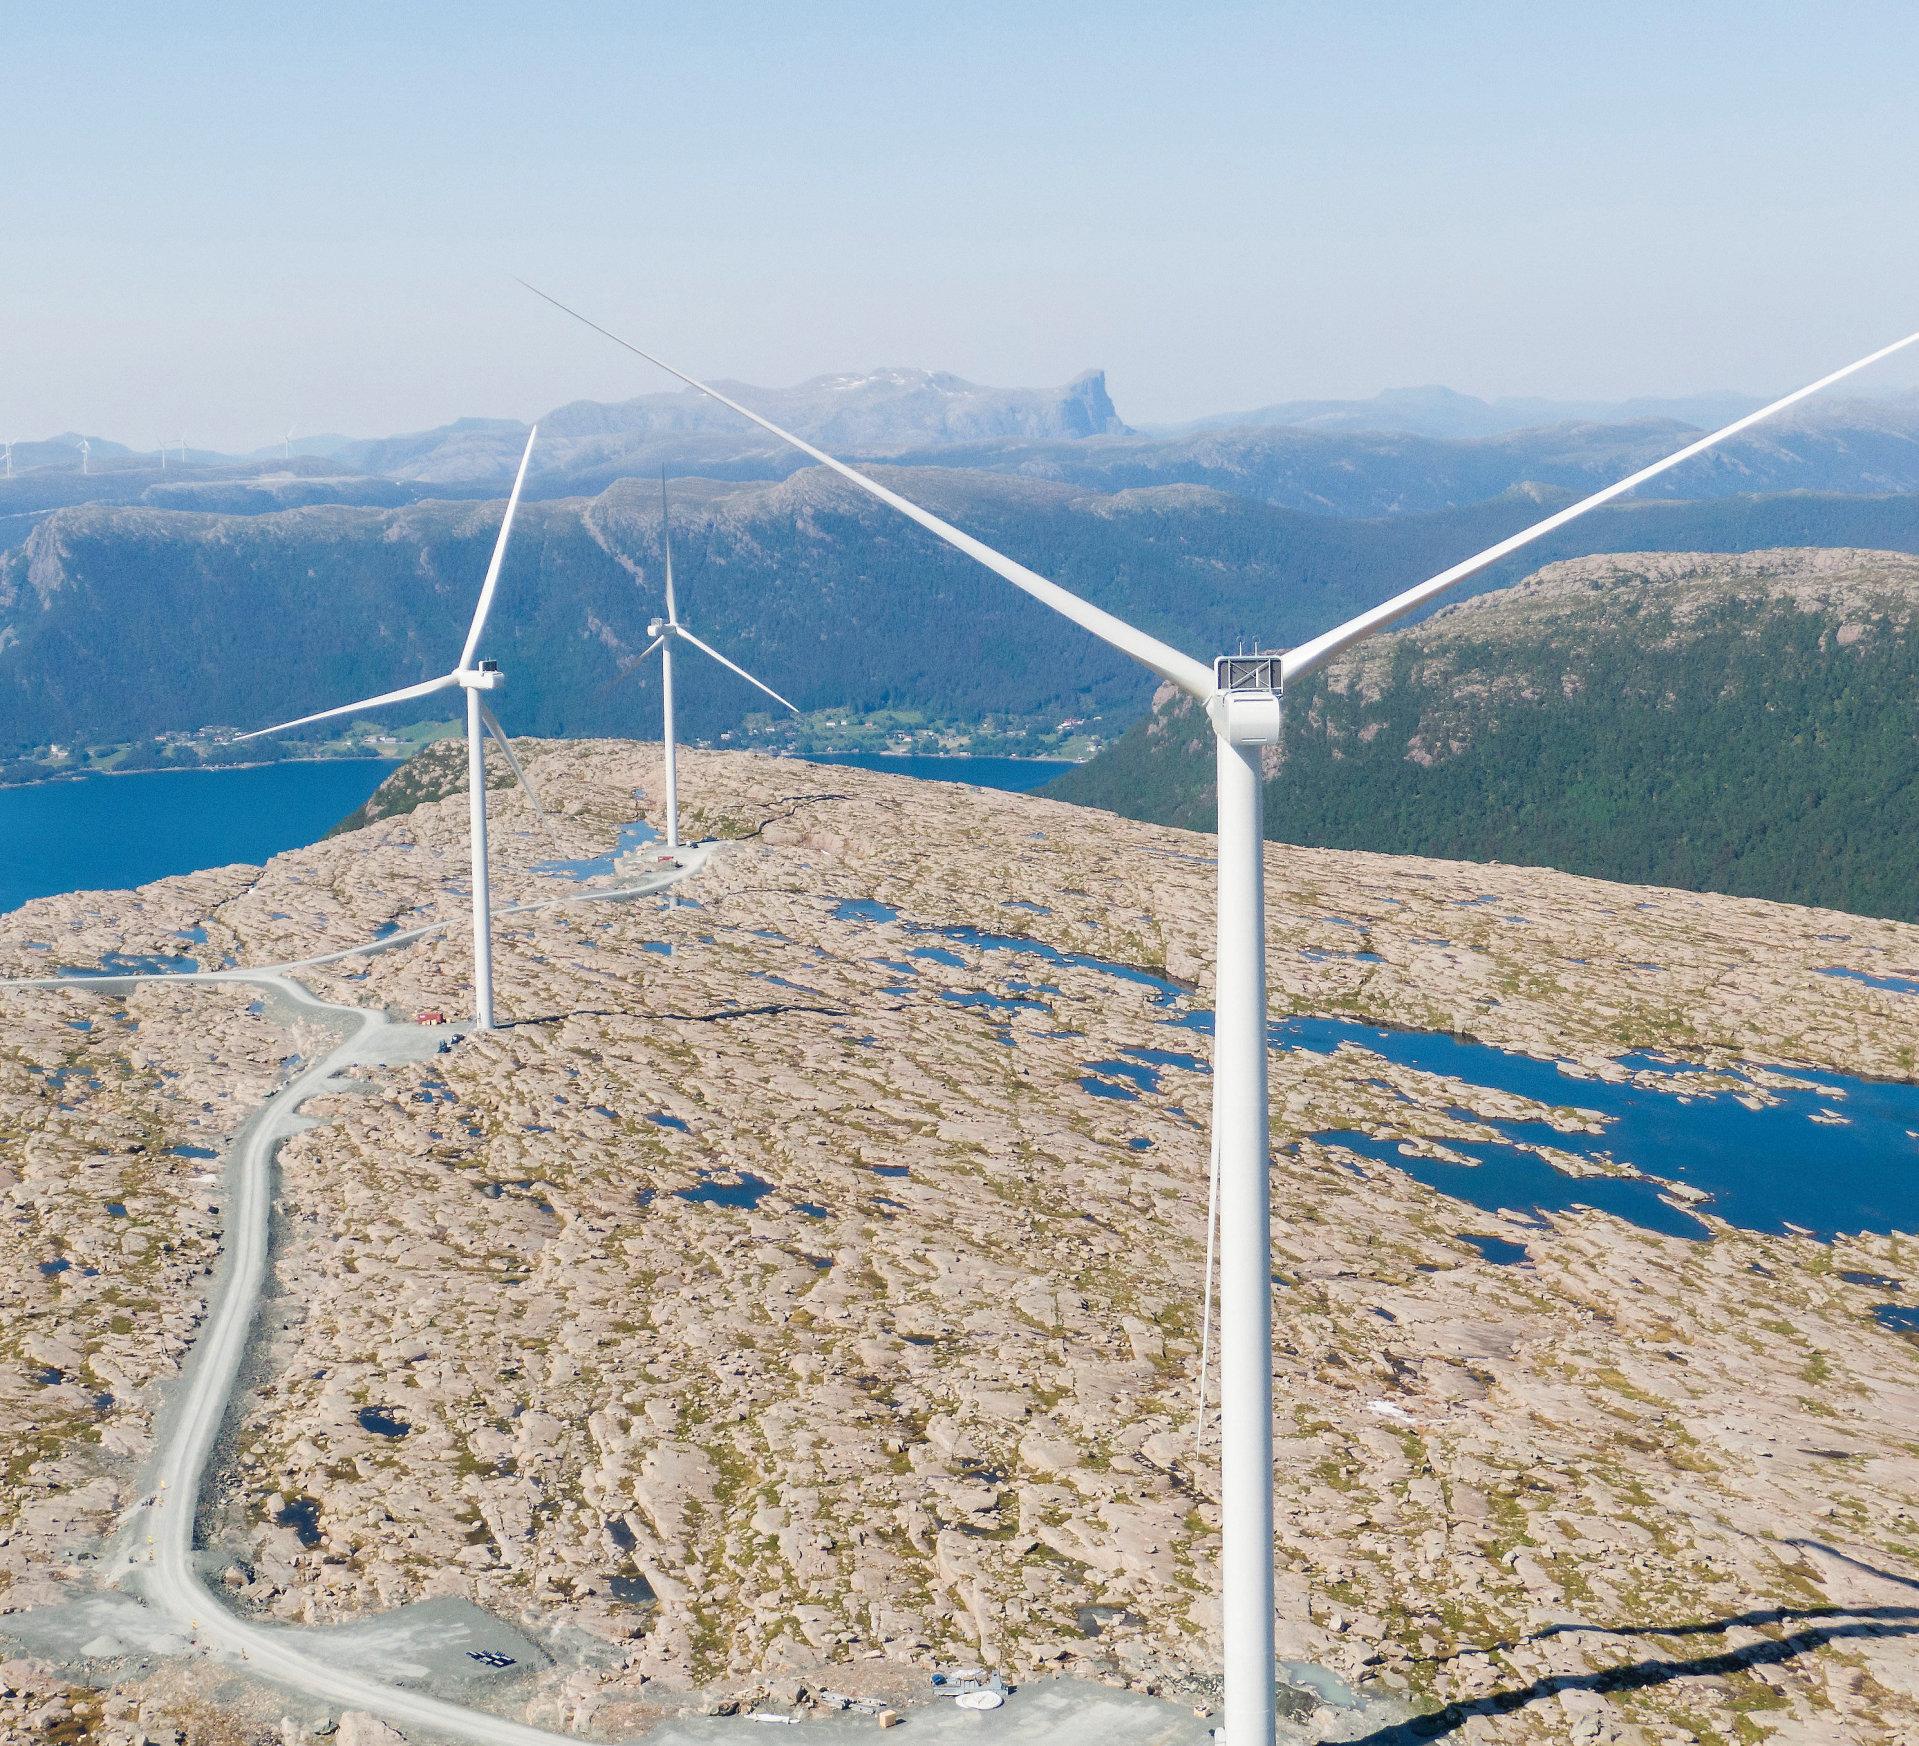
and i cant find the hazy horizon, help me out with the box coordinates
[8,1,1919,450]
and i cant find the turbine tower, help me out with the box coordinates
[236,428,546,1031]
[2,441,11,480]
[613,474,799,850]
[526,287,1917,1746]
[79,438,90,476]
[284,424,295,462]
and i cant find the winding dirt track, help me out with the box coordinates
[5,853,708,1742]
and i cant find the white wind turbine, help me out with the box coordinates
[78,438,90,476]
[284,424,295,462]
[525,285,1917,1746]
[613,472,799,851]
[2,441,12,480]
[236,427,548,1032]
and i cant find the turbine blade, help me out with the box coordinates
[520,281,1214,700]
[660,469,678,626]
[1282,325,1919,685]
[678,626,800,713]
[232,671,460,741]
[595,636,666,699]
[477,703,559,846]
[458,425,539,670]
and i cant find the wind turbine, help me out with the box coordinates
[284,424,295,462]
[235,427,546,1032]
[525,284,1917,1746]
[613,473,800,851]
[2,441,11,480]
[79,438,90,476]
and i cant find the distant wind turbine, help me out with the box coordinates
[2,441,12,480]
[524,279,1919,1746]
[284,424,295,462]
[156,437,168,473]
[611,473,799,850]
[236,428,546,1031]
[78,438,90,477]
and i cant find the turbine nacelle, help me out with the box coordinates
[231,429,542,1031]
[646,617,670,640]
[1209,654,1284,747]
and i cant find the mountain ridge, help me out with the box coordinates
[1047,546,1919,922]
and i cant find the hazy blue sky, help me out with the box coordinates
[8,1,1918,449]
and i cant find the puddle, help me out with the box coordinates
[276,1495,323,1548]
[1457,1232,1530,1266]
[609,1573,657,1606]
[942,990,1045,1013]
[647,1113,690,1133]
[1076,1605,1143,1638]
[536,815,663,881]
[796,1202,829,1220]
[675,1172,775,1210]
[1873,1305,1919,1335]
[1821,966,1919,996]
[58,950,199,978]
[834,898,898,922]
[169,1144,218,1160]
[357,1407,411,1438]
[1085,1057,1162,1095]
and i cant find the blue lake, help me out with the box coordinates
[0,761,397,914]
[1283,1017,1919,1241]
[797,753,1076,793]
[821,897,1919,1242]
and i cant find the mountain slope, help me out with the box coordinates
[12,476,1919,772]
[1049,547,1919,923]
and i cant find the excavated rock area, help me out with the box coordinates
[3,739,1919,1745]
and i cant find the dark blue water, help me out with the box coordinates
[675,1171,775,1210]
[834,898,898,922]
[1283,1017,1919,1240]
[535,814,662,880]
[356,1406,410,1438]
[1821,965,1919,996]
[0,760,397,913]
[798,753,1076,792]
[1457,1232,1531,1266]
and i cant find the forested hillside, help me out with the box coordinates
[1049,548,1919,923]
[11,460,1919,782]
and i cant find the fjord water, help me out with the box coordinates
[0,753,1071,914]
[0,761,397,914]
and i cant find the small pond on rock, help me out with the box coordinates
[1286,1017,1919,1241]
